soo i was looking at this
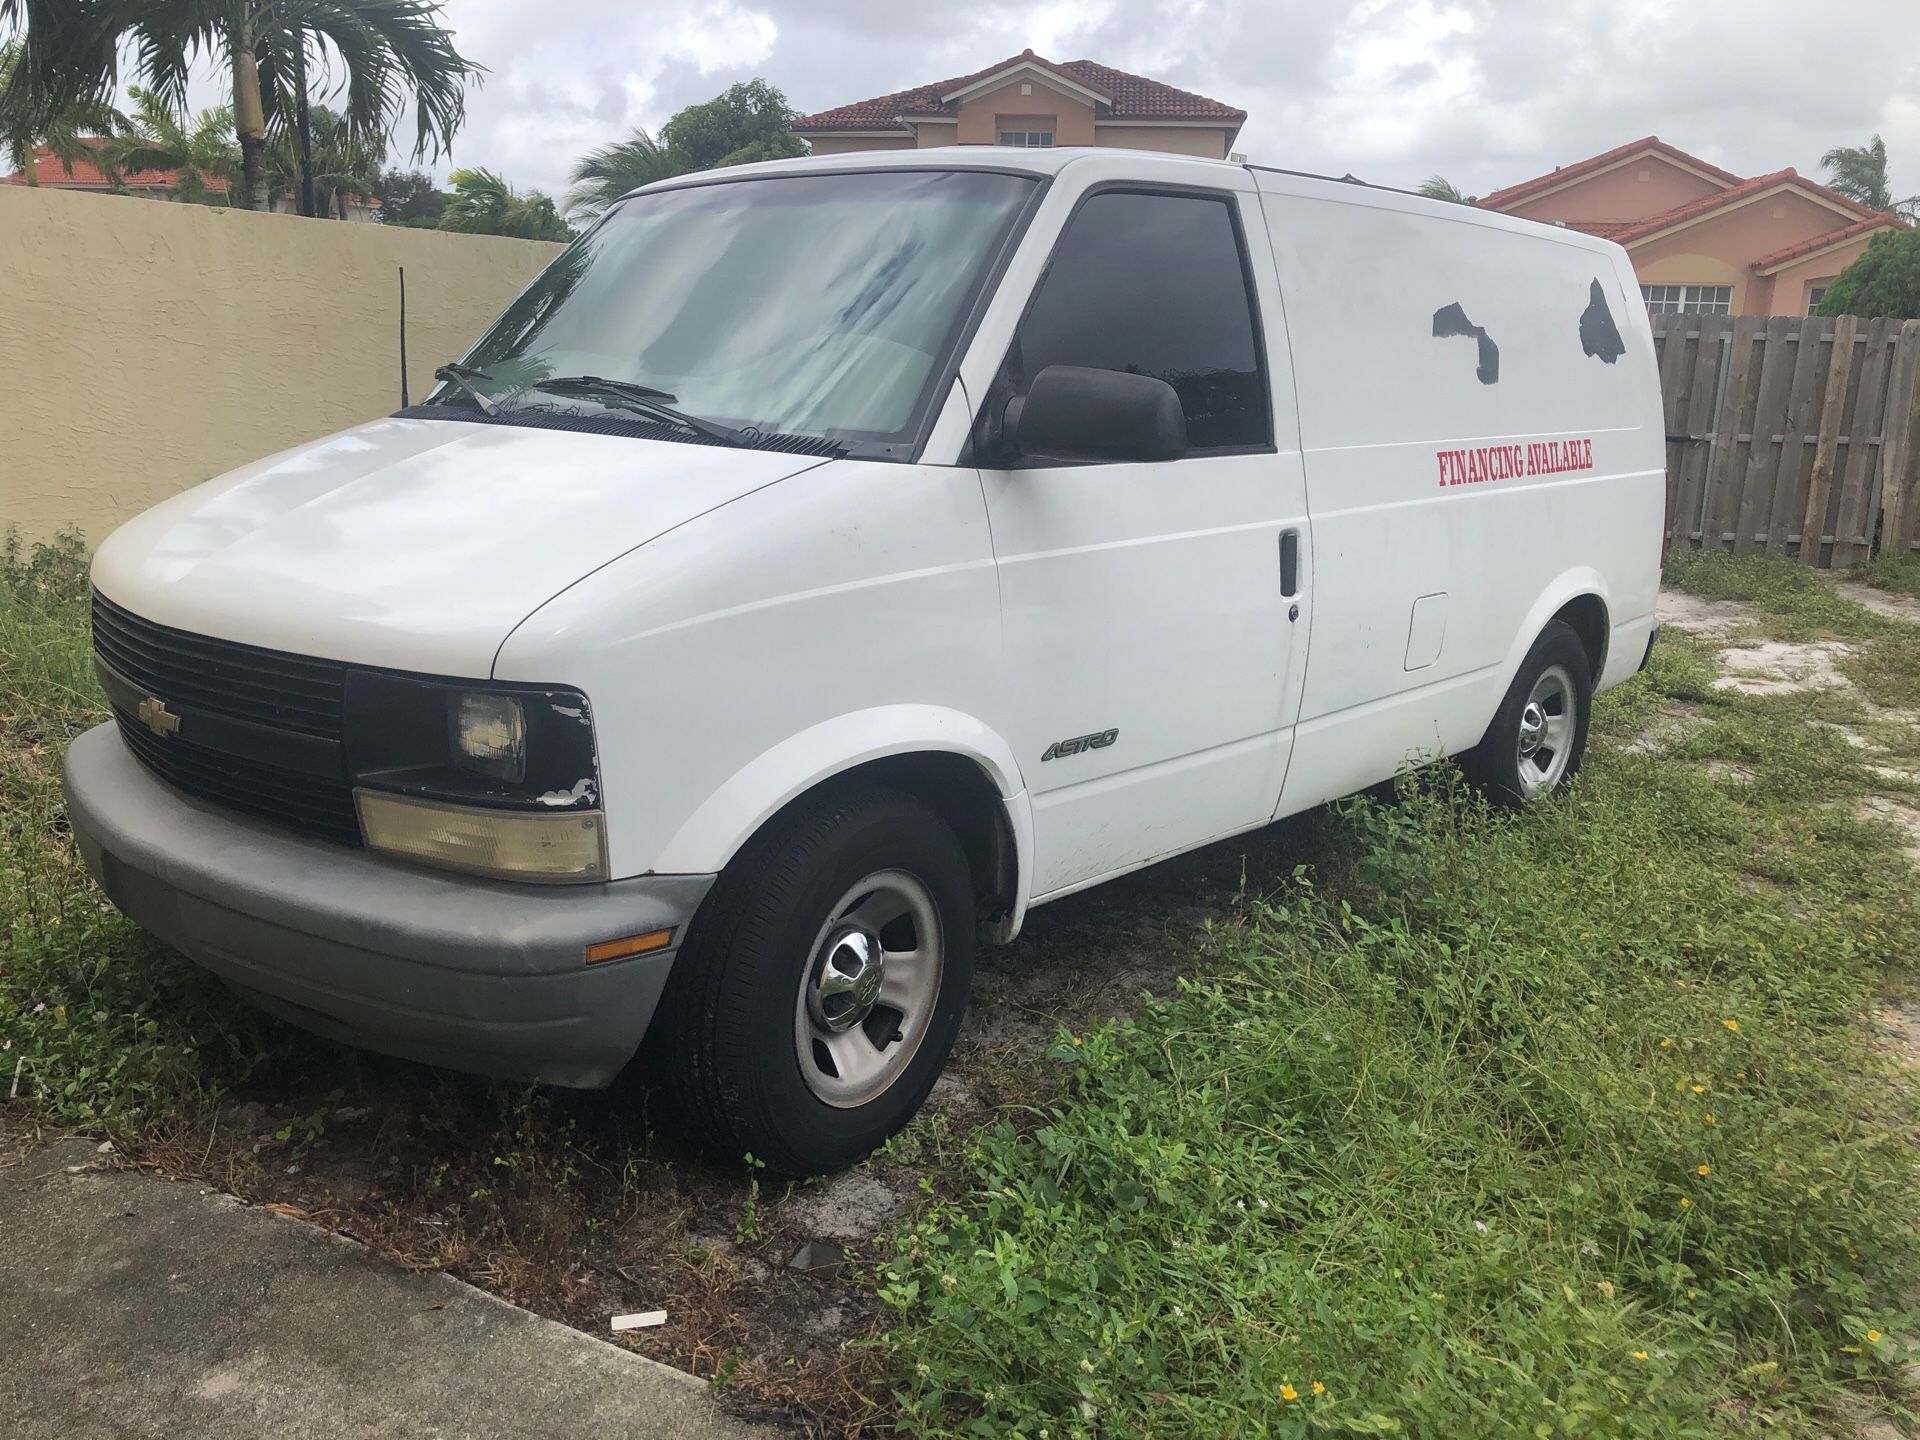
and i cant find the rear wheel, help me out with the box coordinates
[1463,620,1592,804]
[652,786,975,1176]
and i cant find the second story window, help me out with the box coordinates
[999,129,1054,147]
[1807,286,1829,316]
[1642,283,1732,315]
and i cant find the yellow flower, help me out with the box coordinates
[1680,1197,1692,1209]
[1722,1019,1739,1032]
[1660,1038,1674,1048]
[1867,1330,1882,1343]
[1697,1164,1711,1176]
[1281,1383,1298,1402]
[1691,1085,1705,1094]
[1312,1381,1326,1396]
[1632,1351,1649,1361]
[1704,1113,1716,1125]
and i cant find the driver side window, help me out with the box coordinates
[1004,190,1271,451]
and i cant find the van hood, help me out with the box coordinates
[92,417,832,677]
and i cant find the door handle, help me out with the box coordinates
[1279,529,1300,598]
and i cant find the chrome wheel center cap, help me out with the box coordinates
[1518,702,1548,757]
[808,923,885,1033]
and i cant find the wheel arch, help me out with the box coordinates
[653,706,1034,939]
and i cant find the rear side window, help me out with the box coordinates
[1007,190,1270,451]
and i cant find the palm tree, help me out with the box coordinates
[0,35,122,185]
[0,0,478,213]
[99,86,240,204]
[1820,135,1919,220]
[1418,174,1467,203]
[270,102,382,217]
[440,167,570,241]
[564,129,680,221]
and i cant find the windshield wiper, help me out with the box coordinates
[432,362,499,415]
[533,375,748,446]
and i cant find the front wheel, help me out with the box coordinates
[1462,620,1593,804]
[652,786,975,1176]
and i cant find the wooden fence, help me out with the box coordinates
[1652,313,1920,565]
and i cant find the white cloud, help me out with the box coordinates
[113,0,1920,205]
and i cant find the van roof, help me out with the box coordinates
[625,146,1631,257]
[636,143,1236,191]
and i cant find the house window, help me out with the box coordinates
[1641,283,1732,315]
[999,129,1053,147]
[1807,285,1829,316]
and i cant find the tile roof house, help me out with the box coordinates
[1474,136,1909,317]
[2,136,381,222]
[791,49,1246,160]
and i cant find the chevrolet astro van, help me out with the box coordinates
[66,147,1664,1175]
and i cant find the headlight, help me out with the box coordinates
[343,672,604,882]
[453,692,526,782]
[355,791,607,883]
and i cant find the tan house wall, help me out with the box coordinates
[1766,235,1880,316]
[0,185,563,543]
[952,80,1097,145]
[804,134,913,155]
[1504,159,1722,224]
[1629,189,1866,315]
[1092,125,1230,158]
[1633,249,1756,314]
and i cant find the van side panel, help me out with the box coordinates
[1255,175,1664,812]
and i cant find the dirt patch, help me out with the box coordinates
[1654,590,1752,638]
[1623,701,1709,756]
[781,1173,910,1244]
[1711,639,1854,696]
[1857,796,1920,863]
[1830,579,1920,626]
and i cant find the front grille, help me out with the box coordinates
[113,705,364,845]
[92,590,346,739]
[94,589,362,846]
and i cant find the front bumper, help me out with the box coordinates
[63,723,715,1088]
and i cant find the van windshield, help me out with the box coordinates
[441,169,1039,448]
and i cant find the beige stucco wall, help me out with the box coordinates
[1628,189,1868,316]
[954,80,1096,145]
[1631,250,1754,314]
[1093,125,1231,158]
[1765,236,1879,317]
[0,185,562,543]
[805,134,914,155]
[1506,158,1723,224]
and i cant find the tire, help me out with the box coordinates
[651,785,975,1176]
[1462,620,1593,805]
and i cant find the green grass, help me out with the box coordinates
[879,573,1920,1437]
[0,531,282,1128]
[1857,554,1920,599]
[6,532,1920,1436]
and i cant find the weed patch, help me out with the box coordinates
[880,640,1920,1435]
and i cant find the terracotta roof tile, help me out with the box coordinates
[792,49,1244,133]
[0,136,231,193]
[1751,213,1907,271]
[1477,136,1742,210]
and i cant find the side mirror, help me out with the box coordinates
[1001,365,1187,465]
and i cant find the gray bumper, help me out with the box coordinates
[63,723,715,1088]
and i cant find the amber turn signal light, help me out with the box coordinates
[584,928,675,965]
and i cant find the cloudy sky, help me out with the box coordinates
[201,0,1920,206]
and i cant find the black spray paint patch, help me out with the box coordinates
[1580,278,1626,364]
[1432,302,1500,385]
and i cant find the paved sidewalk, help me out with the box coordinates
[0,1137,775,1440]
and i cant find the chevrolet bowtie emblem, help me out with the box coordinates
[137,696,181,738]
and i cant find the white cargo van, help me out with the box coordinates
[66,148,1664,1174]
